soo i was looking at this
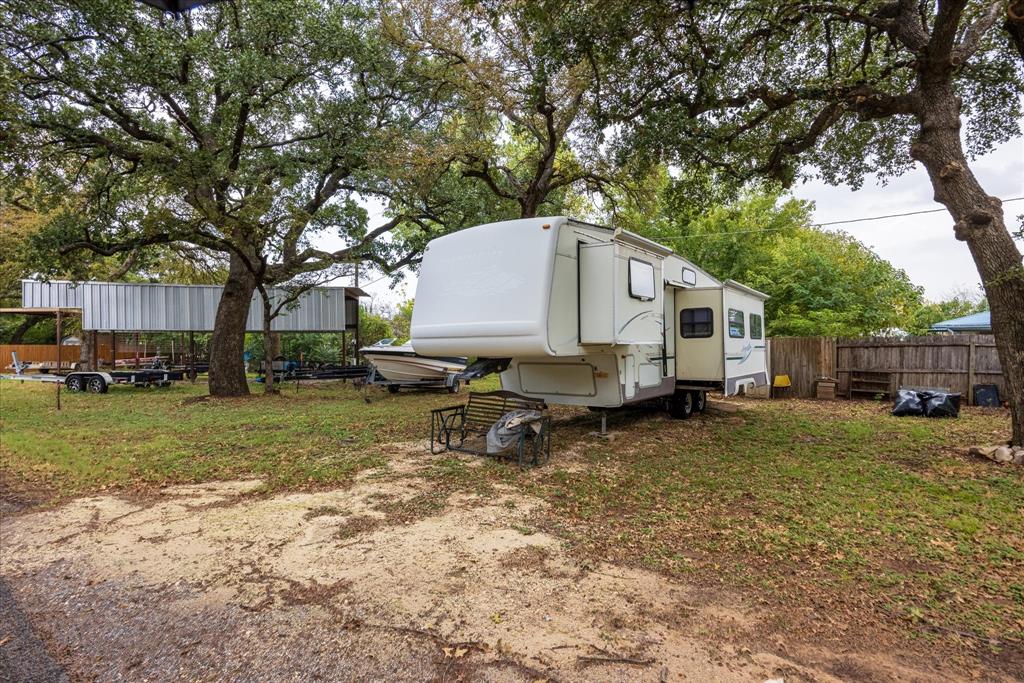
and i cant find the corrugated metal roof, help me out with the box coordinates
[21,280,362,332]
[21,280,85,308]
[930,311,991,332]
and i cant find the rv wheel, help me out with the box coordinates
[387,384,400,394]
[693,390,706,413]
[668,391,694,419]
[65,375,83,392]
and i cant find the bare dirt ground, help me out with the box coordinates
[1,443,1008,682]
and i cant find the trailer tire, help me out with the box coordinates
[693,390,706,413]
[668,391,694,419]
[86,375,108,394]
[448,380,461,394]
[387,384,400,394]
[65,375,84,392]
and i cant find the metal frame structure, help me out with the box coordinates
[13,280,367,374]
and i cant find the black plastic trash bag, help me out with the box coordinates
[922,391,961,418]
[892,389,925,416]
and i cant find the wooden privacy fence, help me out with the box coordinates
[770,334,1004,402]
[0,344,138,367]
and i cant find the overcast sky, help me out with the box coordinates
[330,136,1024,310]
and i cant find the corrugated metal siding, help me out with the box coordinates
[21,280,85,308]
[23,280,354,332]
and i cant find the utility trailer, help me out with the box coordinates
[257,362,371,386]
[1,353,181,393]
[412,217,769,419]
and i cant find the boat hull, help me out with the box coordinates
[361,347,467,383]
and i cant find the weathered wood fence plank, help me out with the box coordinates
[770,334,1004,400]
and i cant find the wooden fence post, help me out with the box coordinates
[968,338,976,405]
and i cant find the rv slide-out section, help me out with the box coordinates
[411,217,768,407]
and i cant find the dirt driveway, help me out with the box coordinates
[0,444,1000,682]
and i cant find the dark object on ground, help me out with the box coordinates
[430,390,551,467]
[892,388,961,418]
[923,391,961,418]
[892,389,924,416]
[0,579,68,683]
[972,384,1000,407]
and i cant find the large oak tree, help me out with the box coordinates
[573,0,1024,443]
[2,0,447,395]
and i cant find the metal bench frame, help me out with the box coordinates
[430,390,551,467]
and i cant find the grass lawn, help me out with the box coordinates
[0,378,483,494]
[2,377,1021,653]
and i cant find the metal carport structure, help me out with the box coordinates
[17,280,367,372]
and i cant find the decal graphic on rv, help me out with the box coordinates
[411,217,770,411]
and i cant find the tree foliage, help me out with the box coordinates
[385,0,615,218]
[1,0,468,393]
[566,0,1024,443]
[622,183,925,337]
[910,287,989,333]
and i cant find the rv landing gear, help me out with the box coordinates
[668,390,705,419]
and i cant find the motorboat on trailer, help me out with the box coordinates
[359,339,467,384]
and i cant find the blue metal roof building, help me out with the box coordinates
[929,311,991,333]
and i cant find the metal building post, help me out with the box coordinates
[189,331,197,383]
[55,310,62,372]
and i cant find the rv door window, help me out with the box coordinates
[750,313,763,339]
[628,258,656,301]
[728,308,745,338]
[680,307,713,338]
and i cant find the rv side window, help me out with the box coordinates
[749,313,763,339]
[628,258,656,301]
[728,308,745,338]
[680,307,713,338]
[681,268,697,286]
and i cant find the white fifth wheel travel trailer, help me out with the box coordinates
[411,217,768,417]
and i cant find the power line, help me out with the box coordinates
[817,196,1024,226]
[655,196,1024,240]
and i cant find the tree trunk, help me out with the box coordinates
[260,290,278,395]
[79,329,93,371]
[912,86,1024,445]
[7,316,40,344]
[208,252,257,397]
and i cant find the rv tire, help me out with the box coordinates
[387,384,400,394]
[668,391,694,419]
[693,390,706,413]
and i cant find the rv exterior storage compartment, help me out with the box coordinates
[579,241,664,346]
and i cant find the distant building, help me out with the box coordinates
[929,311,991,334]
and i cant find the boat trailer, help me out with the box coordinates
[1,353,182,393]
[363,365,463,394]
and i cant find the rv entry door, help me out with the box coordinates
[674,287,724,385]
